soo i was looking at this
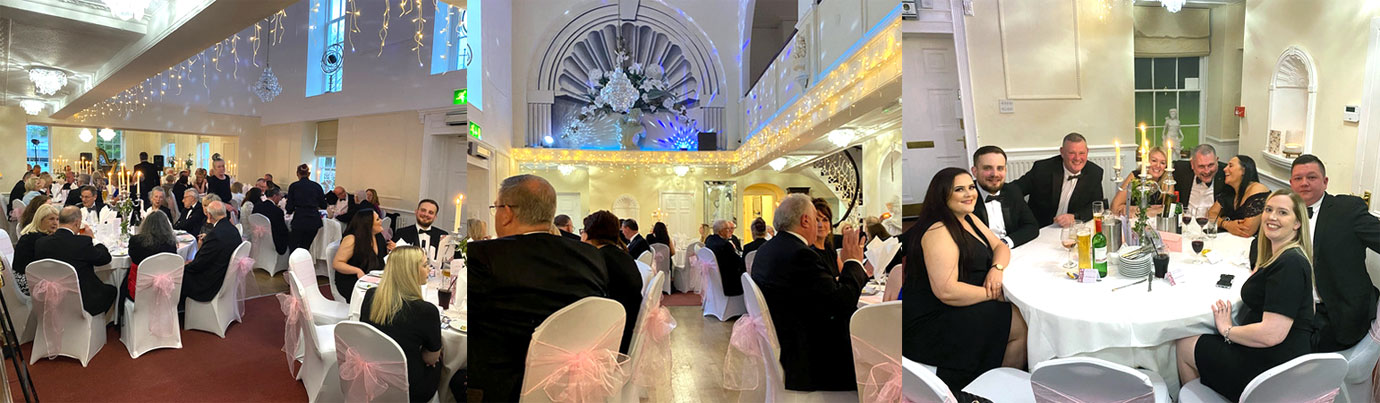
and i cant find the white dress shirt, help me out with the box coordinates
[1190,177,1216,213]
[1057,168,1080,217]
[979,187,1013,247]
[1308,195,1324,303]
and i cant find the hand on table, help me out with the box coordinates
[984,268,1004,301]
[1211,299,1233,333]
[1055,214,1076,228]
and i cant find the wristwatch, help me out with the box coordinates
[992,263,1005,271]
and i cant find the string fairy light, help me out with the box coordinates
[378,0,391,57]
[408,0,427,66]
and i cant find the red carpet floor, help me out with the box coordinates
[661,291,702,307]
[3,295,306,402]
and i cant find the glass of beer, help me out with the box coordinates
[1076,222,1093,270]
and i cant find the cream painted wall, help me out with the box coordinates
[862,130,903,219]
[1205,3,1245,142]
[1239,0,1375,190]
[0,106,30,184]
[963,0,1135,149]
[334,111,427,212]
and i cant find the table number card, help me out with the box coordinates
[1166,267,1187,286]
[1080,269,1099,283]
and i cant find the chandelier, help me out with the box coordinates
[103,0,152,21]
[99,128,117,141]
[19,100,45,116]
[769,158,788,171]
[827,128,858,147]
[79,129,94,143]
[1160,0,1184,13]
[594,69,639,114]
[252,66,283,102]
[28,68,68,96]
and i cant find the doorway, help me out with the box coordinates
[742,183,784,241]
[903,33,967,210]
[659,191,694,246]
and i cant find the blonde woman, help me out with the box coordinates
[1174,189,1314,400]
[466,218,489,241]
[1110,146,1169,216]
[14,204,61,295]
[20,176,43,205]
[359,246,442,402]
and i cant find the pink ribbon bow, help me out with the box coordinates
[698,256,718,295]
[31,274,79,357]
[276,293,307,376]
[251,224,269,240]
[722,314,769,391]
[233,257,258,321]
[630,306,677,388]
[335,339,409,402]
[850,336,902,403]
[523,327,628,403]
[137,270,184,337]
[9,207,21,222]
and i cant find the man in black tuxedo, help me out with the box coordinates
[1173,144,1229,214]
[467,174,608,402]
[183,201,243,302]
[262,173,278,191]
[33,206,117,316]
[8,171,33,208]
[554,214,581,241]
[171,170,190,204]
[751,194,869,391]
[175,189,207,235]
[622,219,650,259]
[75,186,115,224]
[324,186,356,223]
[1248,155,1380,352]
[133,152,160,204]
[704,219,747,296]
[971,146,1041,248]
[1011,133,1104,228]
[743,217,768,255]
[255,187,291,255]
[393,200,449,261]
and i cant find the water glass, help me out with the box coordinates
[1061,225,1078,269]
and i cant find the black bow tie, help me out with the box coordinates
[985,195,1004,203]
[1308,207,1315,218]
[1196,178,1211,186]
[1066,175,1080,181]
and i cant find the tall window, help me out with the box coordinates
[25,125,50,172]
[316,156,336,191]
[198,142,211,170]
[430,3,470,74]
[97,130,123,163]
[1134,57,1203,155]
[163,142,176,162]
[306,0,346,97]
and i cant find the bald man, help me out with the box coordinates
[34,206,116,316]
[182,201,243,302]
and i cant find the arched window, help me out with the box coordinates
[1262,46,1317,169]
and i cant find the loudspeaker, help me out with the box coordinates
[787,187,811,195]
[697,132,718,151]
[153,155,165,170]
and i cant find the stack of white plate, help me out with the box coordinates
[1118,246,1154,278]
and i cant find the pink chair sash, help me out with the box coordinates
[630,306,677,388]
[9,207,21,222]
[522,326,628,403]
[698,256,717,296]
[136,269,184,337]
[276,293,307,375]
[1306,388,1341,403]
[233,257,259,320]
[1031,381,1153,403]
[850,336,902,403]
[722,314,768,391]
[251,224,269,240]
[30,273,79,357]
[335,337,409,402]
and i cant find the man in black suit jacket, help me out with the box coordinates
[751,194,870,391]
[622,219,650,259]
[971,146,1041,248]
[743,217,769,255]
[33,206,116,316]
[554,214,581,241]
[133,152,160,204]
[468,174,609,401]
[1249,155,1380,352]
[175,190,209,236]
[393,200,450,261]
[1172,144,1230,214]
[256,187,291,255]
[183,201,243,302]
[8,171,32,208]
[705,220,747,296]
[324,186,356,223]
[1011,133,1105,227]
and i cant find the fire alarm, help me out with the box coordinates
[1235,106,1246,117]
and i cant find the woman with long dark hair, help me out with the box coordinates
[811,197,838,271]
[583,210,642,353]
[903,167,1025,393]
[645,221,676,256]
[1209,155,1269,237]
[126,211,177,301]
[333,209,394,301]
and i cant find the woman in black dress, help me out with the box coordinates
[333,209,394,301]
[583,210,642,354]
[360,246,442,402]
[1209,155,1270,237]
[207,159,233,206]
[645,222,676,257]
[286,164,326,251]
[903,167,1024,393]
[125,211,178,301]
[1176,189,1314,400]
[811,197,839,272]
[13,204,60,296]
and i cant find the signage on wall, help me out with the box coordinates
[469,122,482,140]
[454,89,467,105]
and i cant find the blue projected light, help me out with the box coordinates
[466,0,482,111]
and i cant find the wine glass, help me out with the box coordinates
[1092,201,1105,222]
[1204,220,1218,257]
[1191,234,1206,264]
[1181,206,1195,230]
[1061,225,1078,269]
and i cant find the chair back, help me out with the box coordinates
[246,213,274,253]
[519,297,627,403]
[636,251,653,268]
[1240,353,1347,402]
[696,247,724,298]
[634,260,653,294]
[289,248,319,290]
[218,241,253,299]
[241,202,254,218]
[624,272,673,389]
[649,243,671,278]
[11,200,26,222]
[740,272,786,396]
[27,259,87,356]
[287,273,327,361]
[334,320,410,402]
[1028,357,1155,403]
[133,253,186,337]
[883,264,903,302]
[0,256,32,342]
[903,359,955,403]
[744,250,757,273]
[0,230,14,268]
[850,301,903,403]
[325,240,344,301]
[685,242,703,263]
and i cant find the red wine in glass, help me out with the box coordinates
[1182,215,1193,226]
[1192,240,1205,255]
[1196,217,1210,226]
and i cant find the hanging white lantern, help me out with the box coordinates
[79,129,94,143]
[19,100,45,116]
[99,128,117,141]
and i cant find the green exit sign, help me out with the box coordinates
[468,122,481,140]
[454,89,467,105]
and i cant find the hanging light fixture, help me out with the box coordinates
[99,128,117,141]
[1160,0,1184,13]
[79,129,94,143]
[557,164,575,176]
[28,67,68,96]
[103,0,152,21]
[827,128,858,147]
[252,32,282,102]
[673,166,690,177]
[769,158,789,171]
[19,99,45,116]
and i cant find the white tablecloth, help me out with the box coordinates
[96,236,197,288]
[1004,227,1252,394]
[348,273,467,401]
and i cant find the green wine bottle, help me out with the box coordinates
[1093,218,1108,277]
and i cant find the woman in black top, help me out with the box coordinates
[1210,155,1270,237]
[583,210,643,354]
[334,209,394,301]
[125,211,178,301]
[207,159,233,205]
[1176,190,1315,401]
[645,222,676,257]
[286,164,326,251]
[811,198,839,272]
[360,246,442,402]
[903,168,1023,393]
[13,204,60,296]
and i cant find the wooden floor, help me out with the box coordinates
[660,306,741,403]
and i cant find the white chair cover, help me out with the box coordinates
[0,251,35,345]
[286,273,342,402]
[850,301,902,403]
[185,241,251,338]
[697,247,745,321]
[1181,353,1347,403]
[620,272,674,401]
[312,219,344,277]
[334,321,412,403]
[634,260,653,296]
[324,241,346,302]
[636,251,654,268]
[883,265,903,302]
[120,253,185,358]
[289,248,348,325]
[731,272,854,402]
[247,213,287,276]
[677,243,704,294]
[1342,251,1380,403]
[743,250,757,274]
[241,201,254,218]
[903,358,956,403]
[9,200,26,246]
[519,297,628,403]
[0,229,15,268]
[651,244,673,295]
[1028,357,1158,403]
[380,216,393,241]
[27,259,105,367]
[962,367,1035,403]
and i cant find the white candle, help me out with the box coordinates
[1114,139,1121,170]
[454,194,465,233]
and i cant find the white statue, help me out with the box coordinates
[1164,108,1183,158]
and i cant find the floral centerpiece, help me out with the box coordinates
[562,38,696,148]
[115,194,136,237]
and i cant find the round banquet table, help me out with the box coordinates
[1003,226,1252,395]
[348,272,467,403]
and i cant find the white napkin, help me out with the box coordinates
[864,237,901,277]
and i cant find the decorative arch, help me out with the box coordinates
[1264,45,1318,168]
[611,194,641,223]
[525,0,729,147]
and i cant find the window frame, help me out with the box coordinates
[1133,56,1207,154]
[25,125,51,172]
